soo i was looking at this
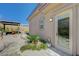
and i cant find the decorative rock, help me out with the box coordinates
[0,40,4,51]
[46,43,51,48]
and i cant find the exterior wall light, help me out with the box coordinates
[49,19,53,22]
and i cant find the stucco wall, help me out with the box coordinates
[29,13,40,35]
[29,12,47,40]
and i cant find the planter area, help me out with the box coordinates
[20,35,48,52]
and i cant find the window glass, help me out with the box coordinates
[40,20,44,30]
[58,17,69,48]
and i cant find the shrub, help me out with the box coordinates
[40,43,48,49]
[31,44,37,50]
[27,35,41,44]
[40,39,47,44]
[20,43,48,52]
[20,45,30,52]
[20,35,48,52]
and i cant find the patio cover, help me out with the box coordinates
[0,21,20,31]
[0,21,20,26]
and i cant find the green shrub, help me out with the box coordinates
[40,39,47,43]
[27,35,41,44]
[20,43,48,52]
[31,44,37,50]
[40,43,48,49]
[20,45,28,52]
[20,44,31,52]
[20,35,48,52]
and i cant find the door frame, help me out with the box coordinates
[55,8,73,55]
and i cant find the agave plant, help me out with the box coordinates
[27,35,40,44]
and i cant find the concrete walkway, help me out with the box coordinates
[21,49,60,56]
[0,34,60,56]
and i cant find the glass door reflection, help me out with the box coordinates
[58,17,69,48]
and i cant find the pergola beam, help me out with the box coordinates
[0,21,20,26]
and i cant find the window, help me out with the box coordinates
[39,20,44,30]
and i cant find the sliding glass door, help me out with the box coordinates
[55,9,72,54]
[58,17,69,48]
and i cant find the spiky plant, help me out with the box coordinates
[27,35,40,44]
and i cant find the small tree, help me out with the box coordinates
[27,35,40,44]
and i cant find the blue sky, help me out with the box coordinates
[0,3,38,25]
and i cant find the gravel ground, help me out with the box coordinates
[0,34,60,56]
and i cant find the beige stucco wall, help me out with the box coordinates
[29,13,40,35]
[76,4,79,55]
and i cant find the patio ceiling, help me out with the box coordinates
[0,21,20,26]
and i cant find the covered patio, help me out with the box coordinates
[0,21,20,34]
